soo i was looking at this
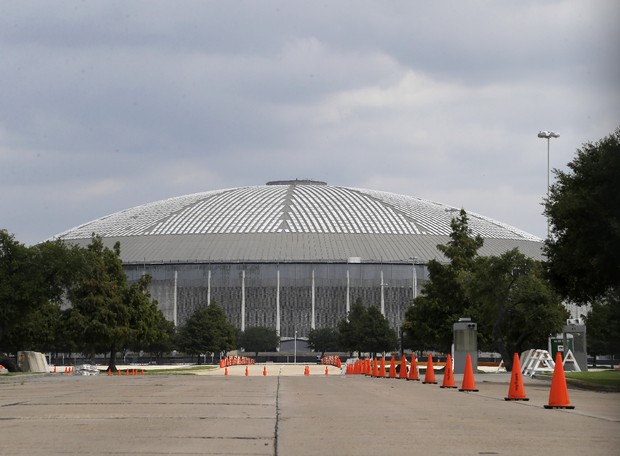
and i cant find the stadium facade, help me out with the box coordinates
[53,180,544,337]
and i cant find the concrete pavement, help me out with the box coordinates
[0,365,618,455]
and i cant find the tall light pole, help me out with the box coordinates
[538,130,560,237]
[409,256,418,300]
[380,270,388,316]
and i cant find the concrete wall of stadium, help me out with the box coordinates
[125,262,427,338]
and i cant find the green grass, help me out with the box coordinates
[564,370,620,388]
[537,369,620,391]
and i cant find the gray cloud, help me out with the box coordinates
[1,1,618,245]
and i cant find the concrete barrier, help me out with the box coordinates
[17,351,49,373]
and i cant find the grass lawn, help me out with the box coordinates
[560,369,620,391]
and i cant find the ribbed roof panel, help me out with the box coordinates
[53,182,543,262]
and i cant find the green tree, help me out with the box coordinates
[66,236,129,370]
[360,306,398,354]
[459,249,567,370]
[126,274,176,358]
[337,298,368,354]
[1,231,80,363]
[337,298,397,355]
[544,127,620,303]
[402,210,483,353]
[143,314,176,360]
[3,301,63,353]
[176,301,236,359]
[585,292,620,365]
[239,326,279,357]
[66,235,167,372]
[307,327,339,358]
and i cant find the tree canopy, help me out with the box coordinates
[459,249,567,370]
[584,291,620,362]
[0,230,178,370]
[176,300,236,357]
[65,235,170,371]
[239,326,280,357]
[0,231,80,354]
[307,327,339,358]
[402,211,565,370]
[337,298,397,355]
[402,210,482,353]
[544,126,620,303]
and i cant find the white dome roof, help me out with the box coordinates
[54,181,542,263]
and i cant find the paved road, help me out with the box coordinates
[0,366,618,455]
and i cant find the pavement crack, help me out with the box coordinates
[1,401,28,407]
[274,374,281,456]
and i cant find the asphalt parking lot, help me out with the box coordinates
[1,365,618,455]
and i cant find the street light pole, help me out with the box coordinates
[538,130,560,238]
[380,270,388,316]
[409,256,418,300]
[294,330,297,364]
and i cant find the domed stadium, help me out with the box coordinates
[54,180,543,337]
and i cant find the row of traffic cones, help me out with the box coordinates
[107,368,145,376]
[321,355,342,368]
[353,353,477,391]
[354,351,574,409]
[52,366,147,376]
[504,352,575,408]
[219,356,255,368]
[420,353,478,391]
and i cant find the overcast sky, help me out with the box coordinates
[1,1,618,246]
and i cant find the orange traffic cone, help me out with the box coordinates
[379,358,386,378]
[389,357,396,379]
[107,369,111,376]
[505,353,529,401]
[325,366,329,376]
[544,352,575,409]
[372,359,379,377]
[224,367,228,376]
[53,366,57,374]
[263,366,267,376]
[117,369,121,376]
[399,355,408,379]
[141,369,145,375]
[408,354,419,381]
[245,365,249,376]
[459,353,479,392]
[440,354,457,389]
[422,355,437,384]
